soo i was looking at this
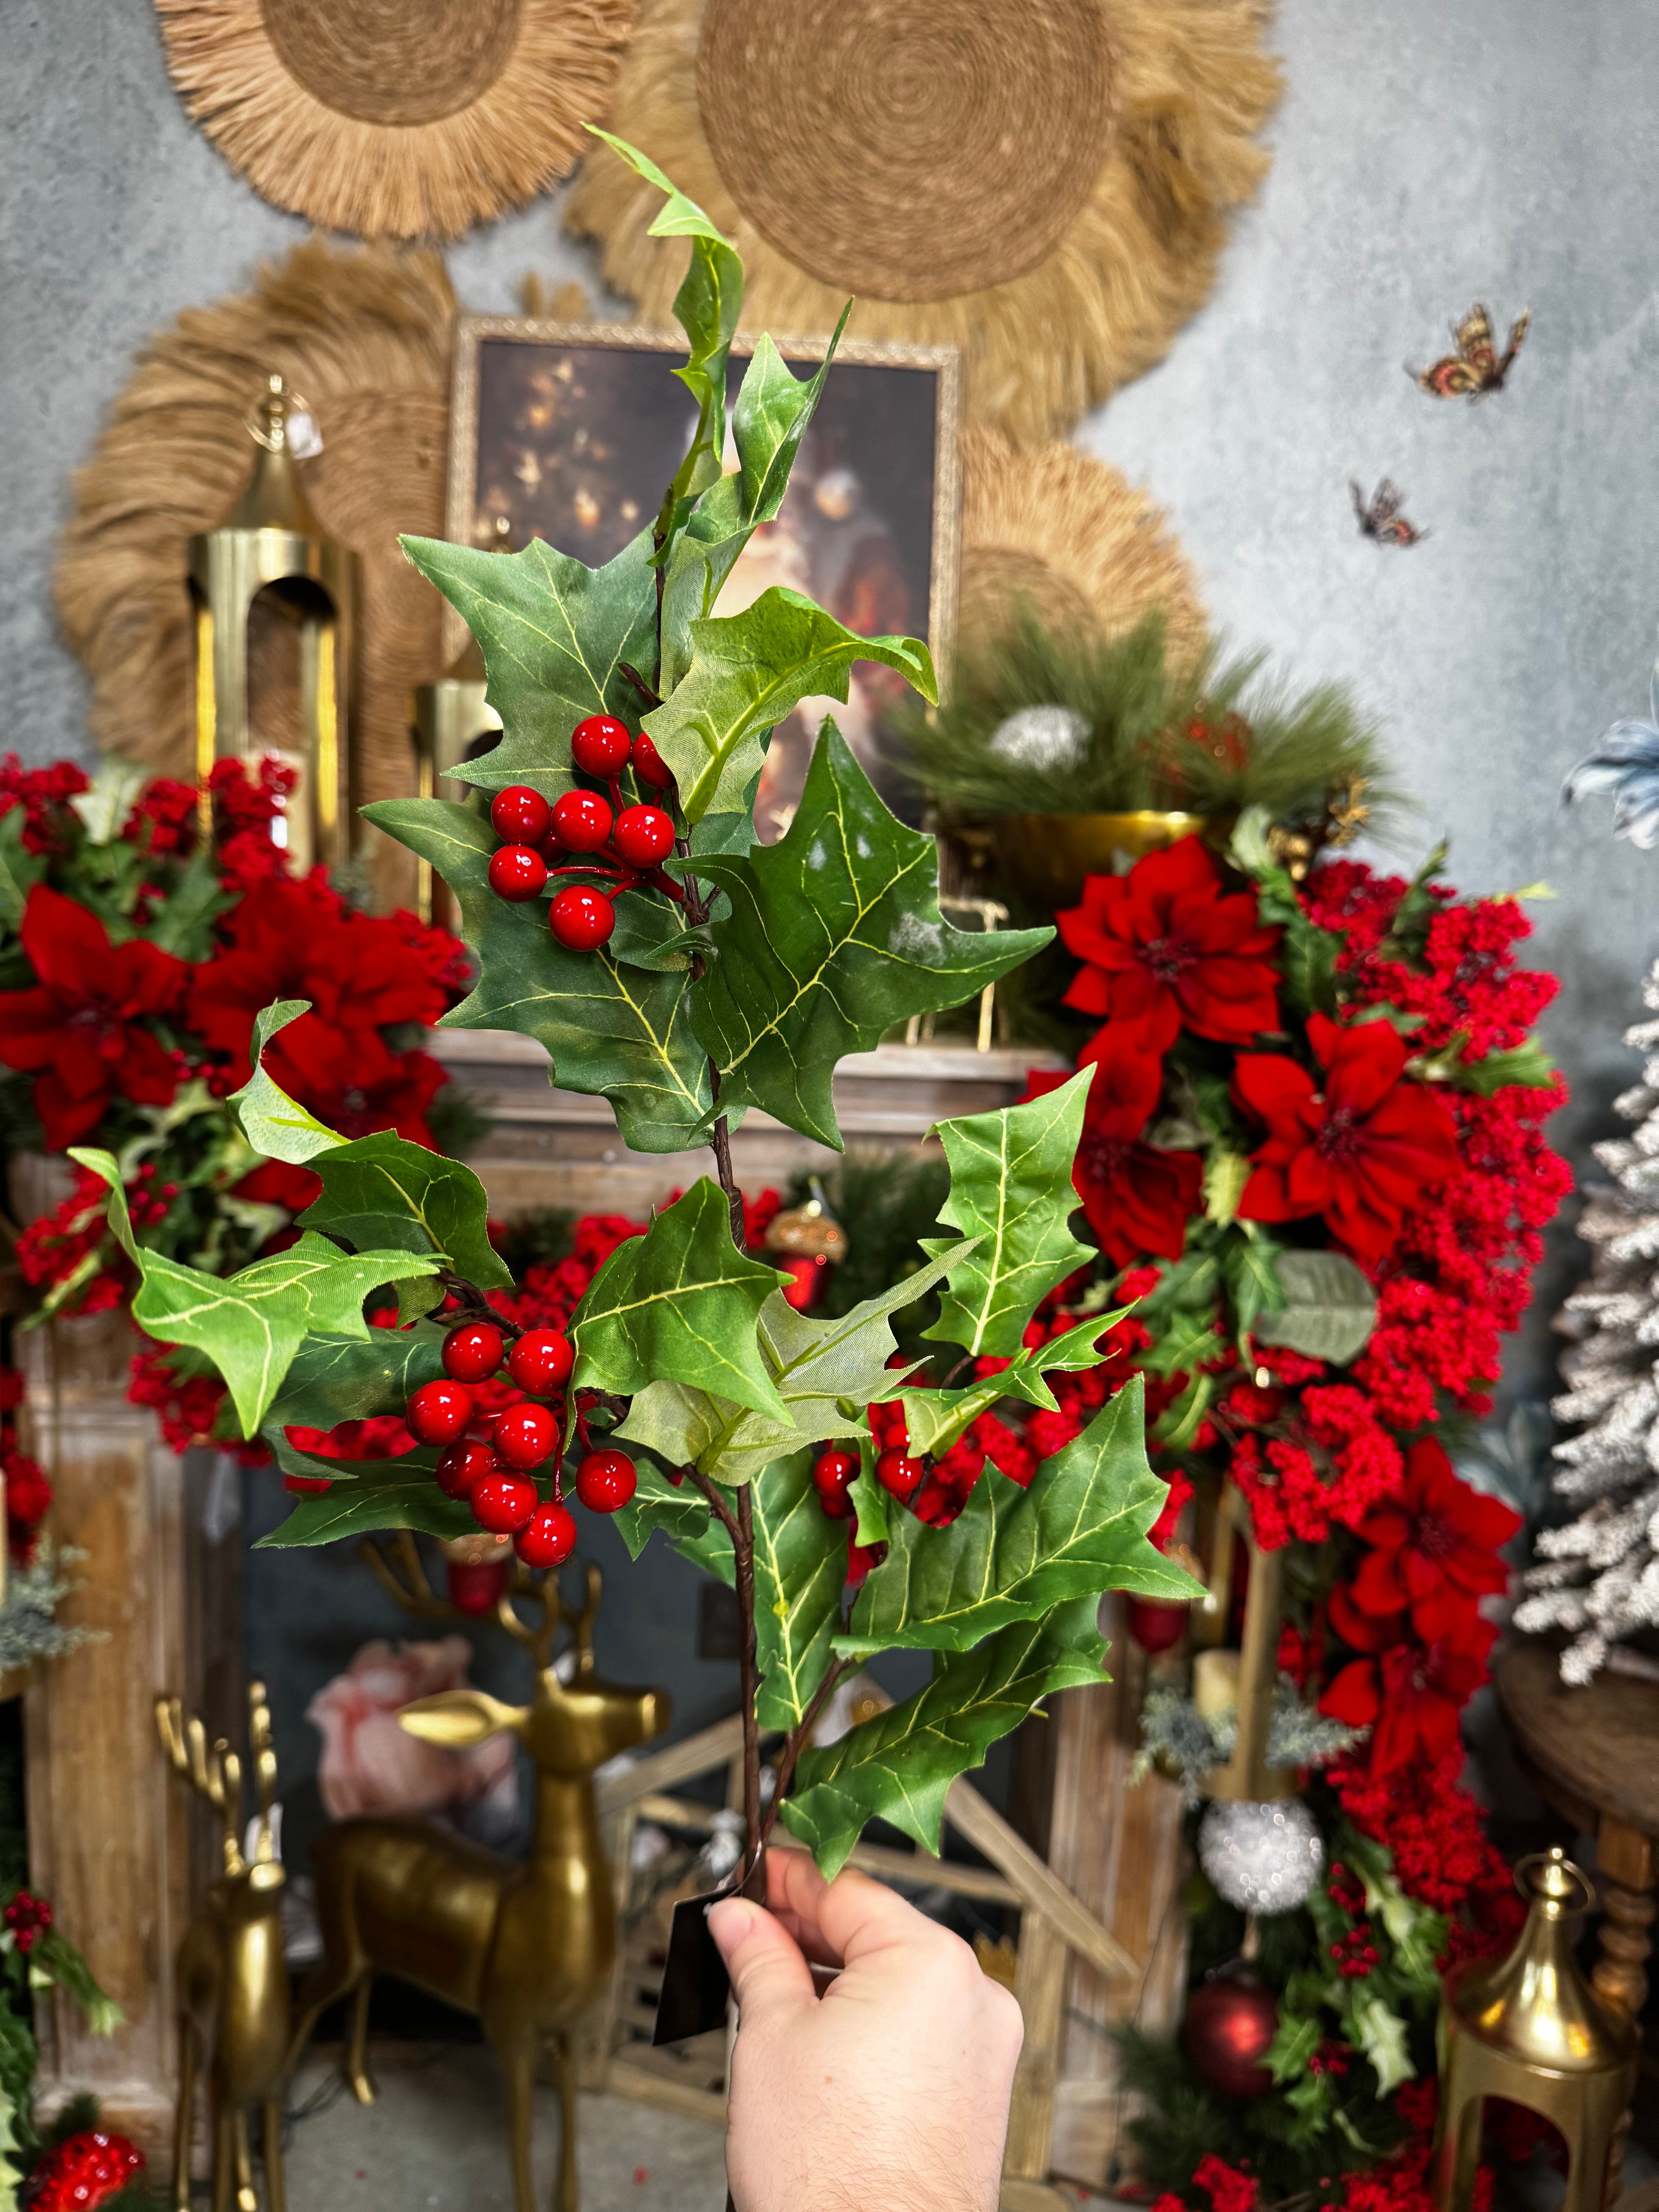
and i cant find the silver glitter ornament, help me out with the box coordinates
[988,704,1088,769]
[1198,1798,1323,1914]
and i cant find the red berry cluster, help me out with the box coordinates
[1327,1922,1379,1980]
[485,714,680,953]
[809,1443,927,1522]
[3,1889,52,1953]
[21,2130,144,2212]
[406,1321,637,1570]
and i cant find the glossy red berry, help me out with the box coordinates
[550,885,615,951]
[436,1440,495,1499]
[812,1450,859,1509]
[516,1499,579,1568]
[570,714,632,776]
[612,804,675,868]
[550,788,613,853]
[507,1328,574,1394]
[407,1378,474,1446]
[490,787,551,844]
[575,1449,637,1513]
[630,732,675,791]
[494,1402,559,1470]
[443,1322,506,1382]
[488,845,548,902]
[875,1447,925,1502]
[471,1472,538,1535]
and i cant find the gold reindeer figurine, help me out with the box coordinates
[155,1682,290,2212]
[287,1542,669,2212]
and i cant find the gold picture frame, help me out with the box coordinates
[445,316,962,831]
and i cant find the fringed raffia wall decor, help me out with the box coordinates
[153,0,634,240]
[55,240,455,905]
[960,428,1207,664]
[567,0,1280,441]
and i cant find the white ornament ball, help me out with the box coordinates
[1198,1798,1324,1914]
[988,704,1088,769]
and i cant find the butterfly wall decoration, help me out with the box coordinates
[1408,303,1531,398]
[1350,479,1429,547]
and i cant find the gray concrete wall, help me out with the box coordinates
[5,0,1658,1797]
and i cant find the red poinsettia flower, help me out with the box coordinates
[1056,838,1282,1051]
[1235,1012,1461,1260]
[0,887,189,1148]
[188,878,447,1063]
[1348,1437,1520,1639]
[1321,1583,1496,1772]
[264,1019,447,1148]
[1030,1029,1204,1266]
[232,1160,325,1214]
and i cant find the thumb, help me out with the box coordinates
[708,1898,815,2030]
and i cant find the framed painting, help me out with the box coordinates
[445,318,962,835]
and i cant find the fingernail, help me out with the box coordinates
[707,1897,757,1958]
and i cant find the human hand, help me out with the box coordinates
[708,1846,1024,2212]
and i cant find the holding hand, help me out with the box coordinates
[709,1848,1024,2212]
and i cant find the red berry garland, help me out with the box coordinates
[24,2131,144,2212]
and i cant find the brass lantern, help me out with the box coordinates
[1188,1476,1289,1802]
[1432,1850,1638,2212]
[188,374,357,874]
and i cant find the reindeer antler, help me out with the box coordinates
[359,1531,461,1620]
[566,1563,603,1680]
[497,1562,563,1672]
[247,1680,278,1863]
[155,1693,246,1875]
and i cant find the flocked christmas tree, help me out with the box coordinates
[71,136,1199,1889]
[1515,957,1659,1680]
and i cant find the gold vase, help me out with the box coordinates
[998,809,1221,912]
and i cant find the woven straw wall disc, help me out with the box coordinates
[568,0,1280,441]
[154,0,632,240]
[959,427,1207,666]
[54,240,456,909]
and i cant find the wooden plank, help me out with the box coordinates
[596,1716,750,1814]
[944,1777,1137,1984]
[1004,1916,1067,2179]
[999,2181,1073,2212]
[604,2055,727,2128]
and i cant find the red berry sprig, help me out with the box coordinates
[812,1449,859,1520]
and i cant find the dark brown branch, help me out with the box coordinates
[685,1465,742,1547]
[735,1480,765,1897]
[758,1656,851,1853]
[618,659,662,709]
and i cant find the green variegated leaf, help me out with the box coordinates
[230,1001,346,1163]
[258,1468,479,1548]
[363,799,716,1153]
[613,1247,970,1482]
[70,1149,435,1436]
[298,1132,511,1288]
[922,1071,1093,1358]
[752,1450,848,1729]
[691,724,1049,1146]
[572,1179,789,1420]
[264,1326,445,1435]
[838,1382,1198,1656]
[613,1456,735,1585]
[397,532,656,793]
[781,1599,1110,1877]
[644,590,935,825]
[1251,1249,1376,1365]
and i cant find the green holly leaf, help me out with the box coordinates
[1350,1994,1416,2096]
[921,1072,1093,1359]
[644,590,936,826]
[0,807,45,933]
[263,1428,438,1486]
[838,1382,1198,1656]
[397,532,656,794]
[658,317,849,693]
[613,1456,735,1585]
[691,723,1050,1146]
[258,1468,479,1548]
[297,1132,512,1289]
[571,1179,789,1421]
[71,1148,436,1436]
[230,1001,346,1163]
[613,1247,969,1482]
[1218,1223,1285,1346]
[752,1450,848,1730]
[364,799,716,1152]
[1424,1035,1556,1095]
[781,1599,1110,1877]
[1251,1249,1376,1365]
[264,1326,444,1434]
[896,1312,1130,1458]
[145,844,236,961]
[1266,2010,1323,2085]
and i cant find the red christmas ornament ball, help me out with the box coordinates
[406,1378,473,1445]
[1182,1971,1278,2099]
[550,885,615,951]
[435,1440,495,1499]
[443,1322,505,1383]
[493,1402,558,1470]
[570,714,632,776]
[875,1447,925,1502]
[471,1472,539,1536]
[507,1328,574,1394]
[24,2129,144,2212]
[488,844,548,902]
[551,788,613,853]
[448,1555,511,1614]
[516,1500,579,1568]
[612,804,675,867]
[778,1254,826,1311]
[630,732,675,790]
[1126,1595,1190,1654]
[574,1449,637,1513]
[489,786,551,845]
